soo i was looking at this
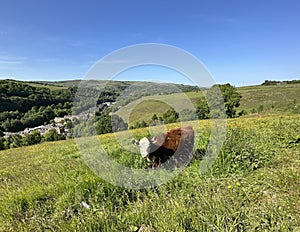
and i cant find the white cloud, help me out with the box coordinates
[0,55,26,59]
[0,55,26,71]
[0,60,23,65]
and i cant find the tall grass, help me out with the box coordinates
[0,115,299,231]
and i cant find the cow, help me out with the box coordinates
[132,126,194,169]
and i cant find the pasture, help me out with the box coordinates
[116,83,300,127]
[116,91,203,126]
[237,84,300,114]
[0,115,299,231]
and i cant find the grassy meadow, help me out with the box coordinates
[0,115,299,231]
[116,91,203,126]
[237,84,300,114]
[116,84,300,127]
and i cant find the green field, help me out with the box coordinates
[0,115,299,231]
[237,84,300,114]
[116,84,300,126]
[116,91,203,125]
[25,82,68,91]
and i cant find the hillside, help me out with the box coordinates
[0,115,299,231]
[116,83,300,126]
[0,79,75,133]
[237,83,300,114]
[0,79,199,133]
[1,79,300,149]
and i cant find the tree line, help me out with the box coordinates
[262,79,300,85]
[0,129,66,150]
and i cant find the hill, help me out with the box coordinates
[0,79,75,133]
[116,83,300,126]
[0,115,299,230]
[237,83,300,114]
[0,79,205,150]
[1,79,300,148]
[0,79,199,133]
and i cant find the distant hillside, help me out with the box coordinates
[237,83,300,114]
[35,79,200,91]
[1,78,299,133]
[0,79,199,133]
[0,79,75,132]
[117,83,300,126]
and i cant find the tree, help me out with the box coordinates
[2,119,11,132]
[152,114,158,121]
[162,109,178,123]
[42,129,65,142]
[22,130,41,146]
[207,84,241,118]
[129,120,149,129]
[150,114,164,126]
[140,120,148,128]
[220,84,241,118]
[10,134,23,148]
[196,100,210,119]
[95,112,113,135]
[65,119,72,130]
[10,119,24,132]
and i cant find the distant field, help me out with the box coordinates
[116,91,204,125]
[116,84,300,126]
[26,82,69,90]
[0,115,299,231]
[20,81,300,125]
[237,83,300,114]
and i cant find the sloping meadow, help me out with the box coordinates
[0,115,299,231]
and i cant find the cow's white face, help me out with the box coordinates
[137,137,151,158]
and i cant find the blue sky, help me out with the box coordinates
[0,0,300,86]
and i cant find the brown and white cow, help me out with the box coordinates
[132,126,194,169]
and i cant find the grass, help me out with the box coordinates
[115,84,300,126]
[0,115,299,231]
[25,81,69,91]
[128,100,172,123]
[237,83,300,114]
[116,91,204,125]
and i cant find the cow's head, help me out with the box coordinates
[132,137,153,158]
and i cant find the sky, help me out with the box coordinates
[0,0,300,86]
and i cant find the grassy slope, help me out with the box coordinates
[26,82,68,91]
[237,83,300,113]
[116,91,204,125]
[0,115,299,231]
[116,84,300,126]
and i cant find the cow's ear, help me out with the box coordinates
[132,139,139,145]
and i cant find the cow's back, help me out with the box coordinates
[149,126,194,168]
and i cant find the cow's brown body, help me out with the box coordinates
[146,126,194,168]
